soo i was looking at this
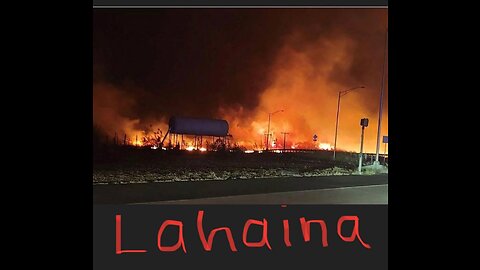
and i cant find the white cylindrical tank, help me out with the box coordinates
[168,116,229,136]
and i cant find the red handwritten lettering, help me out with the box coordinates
[242,219,272,250]
[197,210,238,252]
[283,219,291,247]
[300,217,328,247]
[337,216,371,249]
[115,214,147,254]
[157,220,187,253]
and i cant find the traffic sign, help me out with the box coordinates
[360,118,369,127]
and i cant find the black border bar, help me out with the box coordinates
[93,0,388,7]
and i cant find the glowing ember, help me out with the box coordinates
[244,150,255,154]
[318,143,333,150]
[185,146,195,151]
[150,146,158,150]
[199,147,207,152]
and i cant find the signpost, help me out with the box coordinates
[382,135,388,163]
[359,118,369,173]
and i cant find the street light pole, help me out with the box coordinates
[374,28,388,166]
[333,91,341,161]
[266,109,284,151]
[333,86,365,161]
[266,113,271,151]
[281,132,289,151]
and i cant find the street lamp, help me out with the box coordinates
[266,109,284,151]
[333,86,366,161]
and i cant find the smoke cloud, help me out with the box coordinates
[93,9,388,152]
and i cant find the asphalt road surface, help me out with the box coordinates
[93,174,388,204]
[151,184,388,204]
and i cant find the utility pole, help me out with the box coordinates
[281,132,289,151]
[264,133,269,150]
[374,28,388,166]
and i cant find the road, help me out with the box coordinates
[150,184,387,204]
[93,174,388,204]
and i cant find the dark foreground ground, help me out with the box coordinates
[93,148,388,204]
[93,174,388,204]
[93,147,384,184]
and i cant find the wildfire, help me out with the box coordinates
[133,140,143,147]
[318,143,333,151]
[110,129,353,153]
[94,11,388,154]
[184,146,208,152]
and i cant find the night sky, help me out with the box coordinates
[93,9,388,152]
